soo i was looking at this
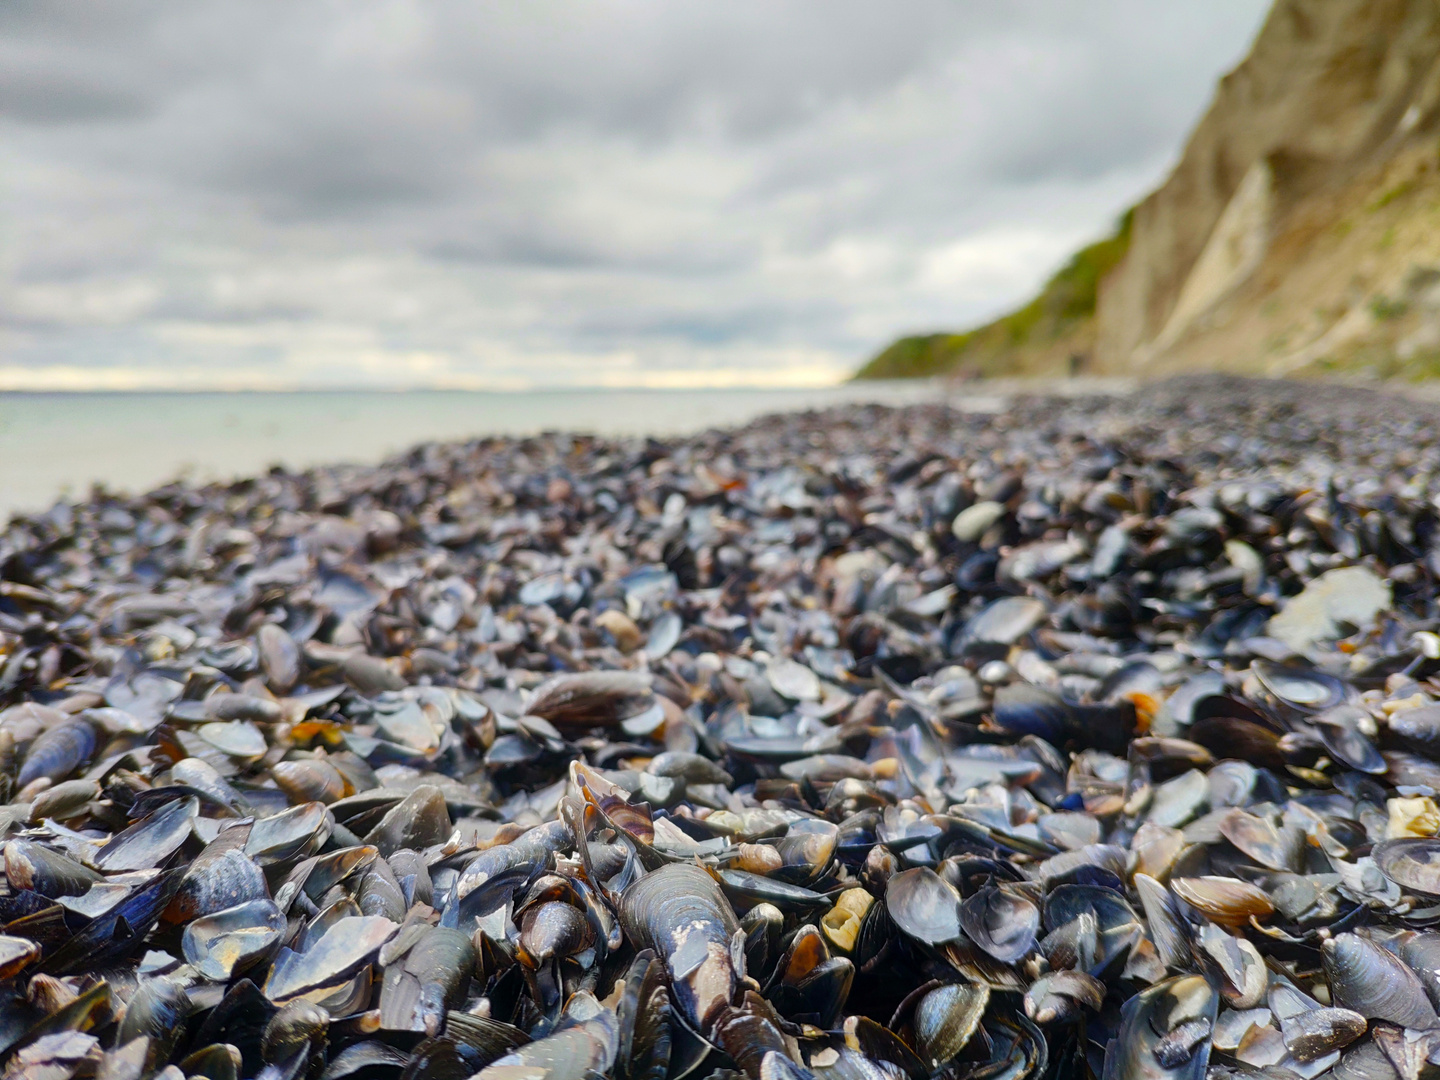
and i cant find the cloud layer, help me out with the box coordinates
[1,1,1270,388]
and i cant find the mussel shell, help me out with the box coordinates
[769,818,839,886]
[1322,932,1439,1029]
[1398,932,1440,1012]
[1331,1039,1403,1080]
[619,862,740,1035]
[0,935,41,979]
[960,597,1046,647]
[182,898,286,981]
[1037,812,1100,852]
[273,760,348,806]
[1252,661,1347,712]
[1217,810,1303,873]
[357,858,407,922]
[1280,1006,1367,1062]
[1309,705,1385,774]
[95,796,197,873]
[1189,716,1285,771]
[41,867,185,974]
[1023,970,1103,1025]
[885,868,962,946]
[378,926,477,1035]
[1042,884,1138,935]
[1194,921,1265,1008]
[911,981,989,1066]
[1387,704,1440,755]
[169,843,270,923]
[472,992,619,1080]
[258,624,303,694]
[1373,838,1440,897]
[1169,876,1274,926]
[1101,975,1217,1080]
[519,901,591,964]
[958,885,1038,963]
[364,786,452,855]
[1207,761,1258,809]
[246,803,334,867]
[117,977,192,1060]
[613,951,671,1080]
[716,869,832,914]
[526,671,654,730]
[263,1000,331,1062]
[443,1012,531,1067]
[28,779,100,822]
[320,1042,410,1080]
[17,719,98,789]
[1133,874,1189,971]
[193,979,276,1078]
[262,914,398,1003]
[4,839,103,898]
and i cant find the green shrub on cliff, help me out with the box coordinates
[854,208,1133,379]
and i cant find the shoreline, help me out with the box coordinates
[0,378,1133,523]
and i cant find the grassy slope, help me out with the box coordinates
[855,210,1133,380]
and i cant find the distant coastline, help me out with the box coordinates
[0,382,975,521]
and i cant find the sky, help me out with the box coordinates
[1,1,1272,391]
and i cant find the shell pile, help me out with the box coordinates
[2,376,1440,1080]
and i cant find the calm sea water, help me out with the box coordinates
[0,383,1005,520]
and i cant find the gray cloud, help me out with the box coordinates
[0,0,1270,388]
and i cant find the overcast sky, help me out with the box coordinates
[1,1,1271,390]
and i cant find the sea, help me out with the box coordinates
[0,382,1017,521]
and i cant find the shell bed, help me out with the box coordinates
[1,376,1440,1080]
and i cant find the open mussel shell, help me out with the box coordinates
[246,803,334,868]
[1023,970,1103,1025]
[1217,810,1303,872]
[958,884,1038,963]
[1102,975,1218,1080]
[1252,661,1348,713]
[819,888,874,954]
[182,898,287,981]
[1169,876,1274,926]
[1194,922,1266,1009]
[43,868,185,975]
[262,914,397,1004]
[96,796,198,872]
[1373,838,1440,897]
[769,818,839,886]
[1308,705,1385,774]
[320,1042,410,1080]
[885,868,962,946]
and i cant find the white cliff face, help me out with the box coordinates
[863,0,1440,381]
[1151,159,1275,355]
[1096,0,1440,374]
